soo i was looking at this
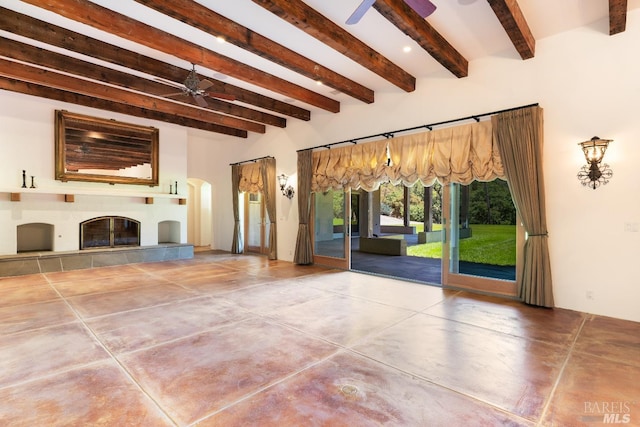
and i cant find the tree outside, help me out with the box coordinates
[380,179,514,226]
[379,179,516,266]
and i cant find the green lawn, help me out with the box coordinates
[407,224,516,266]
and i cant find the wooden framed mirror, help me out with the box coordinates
[55,110,159,186]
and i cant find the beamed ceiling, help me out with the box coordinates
[0,0,635,139]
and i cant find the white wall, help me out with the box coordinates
[186,12,640,322]
[0,95,188,254]
[0,14,636,321]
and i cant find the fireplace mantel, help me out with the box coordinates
[1,188,186,205]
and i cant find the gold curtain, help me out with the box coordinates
[387,121,503,186]
[294,150,314,264]
[230,164,243,254]
[311,121,502,193]
[261,158,277,260]
[492,106,554,307]
[232,159,274,256]
[238,162,263,193]
[312,139,389,192]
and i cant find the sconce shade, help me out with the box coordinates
[277,174,288,188]
[577,136,613,190]
[579,136,611,164]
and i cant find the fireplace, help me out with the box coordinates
[80,216,140,249]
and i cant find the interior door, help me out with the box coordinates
[244,192,266,254]
[442,182,521,297]
[312,189,351,269]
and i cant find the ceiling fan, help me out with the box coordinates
[346,0,436,25]
[162,64,235,107]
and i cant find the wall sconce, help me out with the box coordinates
[577,136,613,190]
[277,174,295,199]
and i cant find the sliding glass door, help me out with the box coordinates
[442,181,522,296]
[312,189,351,269]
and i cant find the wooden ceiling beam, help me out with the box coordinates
[19,0,339,113]
[1,37,287,128]
[134,0,375,104]
[65,136,153,155]
[487,0,535,59]
[609,0,628,35]
[0,78,247,137]
[372,0,468,78]
[0,59,265,133]
[0,7,309,122]
[250,0,416,92]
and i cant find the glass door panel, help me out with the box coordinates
[313,189,350,269]
[81,218,110,249]
[113,217,139,246]
[245,192,266,254]
[443,181,519,296]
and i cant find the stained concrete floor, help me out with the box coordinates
[0,251,638,426]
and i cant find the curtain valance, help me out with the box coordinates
[311,120,504,192]
[238,162,263,193]
[311,139,388,192]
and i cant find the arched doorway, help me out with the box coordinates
[187,178,212,249]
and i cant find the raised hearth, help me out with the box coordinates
[0,244,193,278]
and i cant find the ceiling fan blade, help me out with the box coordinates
[346,0,376,25]
[404,0,437,18]
[206,92,236,101]
[161,92,186,97]
[194,94,208,107]
[198,79,214,90]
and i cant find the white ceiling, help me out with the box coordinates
[3,0,639,115]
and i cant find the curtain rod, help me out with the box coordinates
[229,155,273,166]
[297,103,539,152]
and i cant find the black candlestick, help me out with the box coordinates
[169,184,173,195]
[21,170,27,188]
[175,181,178,195]
[30,176,36,189]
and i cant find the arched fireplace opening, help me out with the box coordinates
[80,216,140,250]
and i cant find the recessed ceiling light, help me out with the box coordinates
[316,80,323,86]
[403,46,412,53]
[216,36,226,43]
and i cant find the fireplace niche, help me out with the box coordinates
[80,216,140,250]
